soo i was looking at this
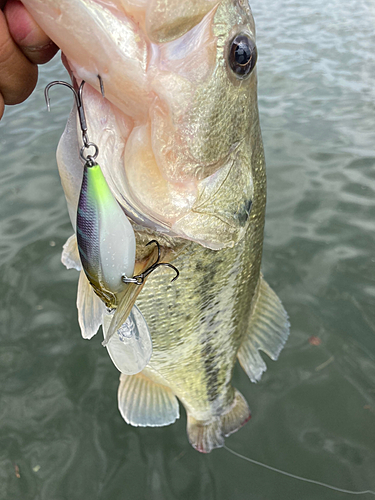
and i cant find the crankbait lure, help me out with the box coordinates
[44,79,177,374]
[77,159,136,310]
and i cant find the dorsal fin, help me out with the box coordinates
[237,276,290,383]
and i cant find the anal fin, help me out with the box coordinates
[238,276,290,383]
[187,389,250,453]
[118,373,180,427]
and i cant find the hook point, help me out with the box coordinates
[98,75,105,97]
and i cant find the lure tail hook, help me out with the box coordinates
[122,240,179,285]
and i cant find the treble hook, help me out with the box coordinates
[44,75,105,164]
[122,240,179,285]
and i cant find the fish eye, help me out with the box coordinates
[228,34,257,78]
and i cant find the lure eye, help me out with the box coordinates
[228,34,257,78]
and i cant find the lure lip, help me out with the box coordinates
[103,304,153,376]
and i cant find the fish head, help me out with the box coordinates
[143,0,261,249]
[23,0,265,249]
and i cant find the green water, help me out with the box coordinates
[1,0,375,498]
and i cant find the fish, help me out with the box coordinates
[22,0,290,453]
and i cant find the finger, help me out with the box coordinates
[5,0,58,65]
[0,93,4,119]
[0,11,37,105]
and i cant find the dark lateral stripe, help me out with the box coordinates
[197,259,222,404]
[201,342,220,403]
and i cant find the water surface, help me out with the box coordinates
[0,0,374,498]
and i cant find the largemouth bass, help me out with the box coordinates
[22,0,290,452]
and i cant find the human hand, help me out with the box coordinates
[0,0,58,119]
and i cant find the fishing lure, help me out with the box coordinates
[77,157,136,310]
[44,79,178,375]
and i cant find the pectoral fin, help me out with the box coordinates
[61,235,104,339]
[237,276,290,383]
[118,373,179,427]
[77,270,105,339]
[61,234,81,271]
